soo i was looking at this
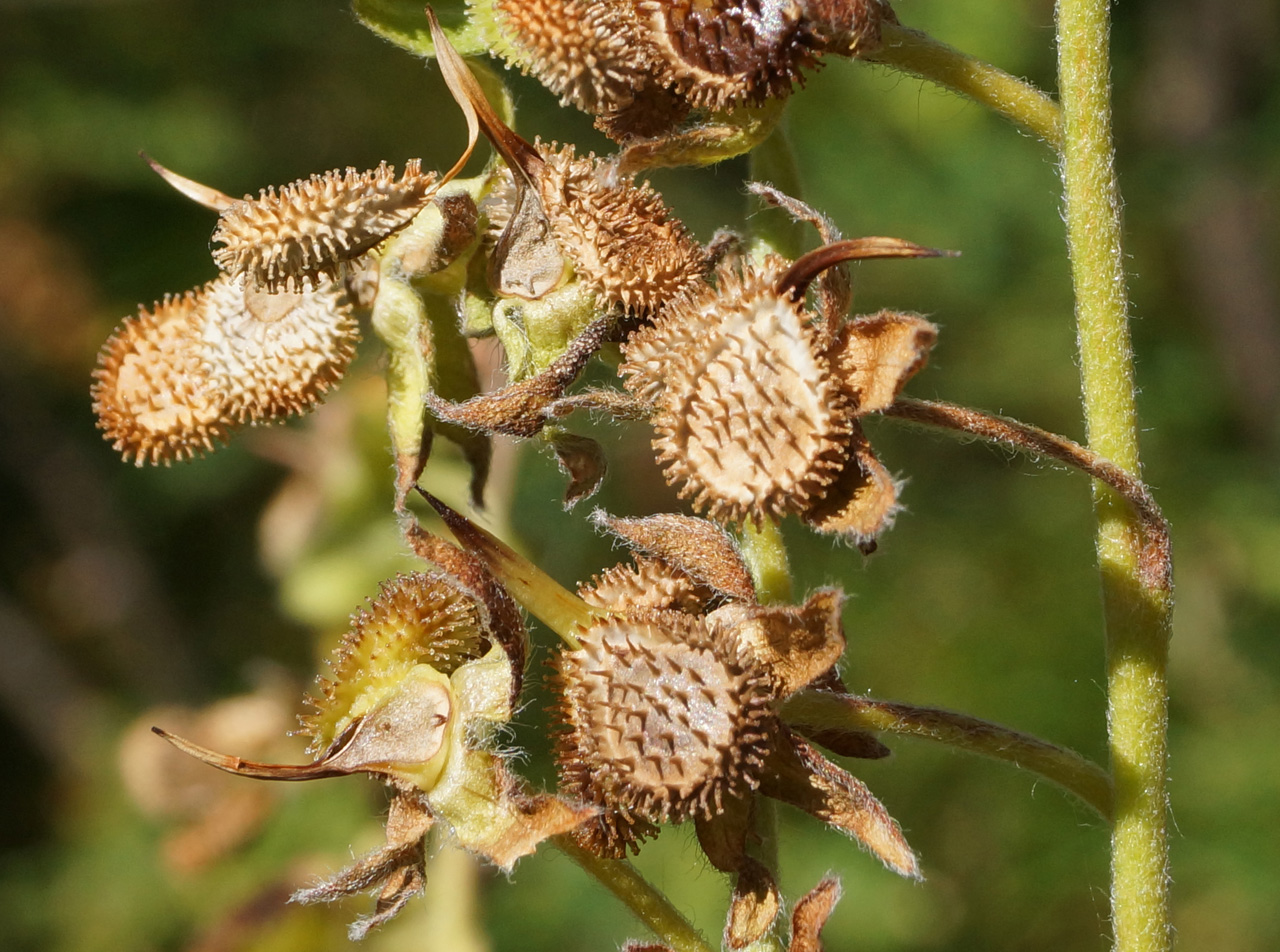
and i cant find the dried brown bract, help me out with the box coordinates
[92,274,358,465]
[213,160,438,292]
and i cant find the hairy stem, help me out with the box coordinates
[783,691,1113,820]
[1055,1,1174,949]
[867,22,1063,149]
[555,836,713,952]
[882,398,1170,590]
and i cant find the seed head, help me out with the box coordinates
[536,143,708,313]
[637,0,821,111]
[212,160,437,292]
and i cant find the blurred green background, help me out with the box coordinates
[1,0,1277,950]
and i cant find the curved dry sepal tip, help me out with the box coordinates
[151,725,348,781]
[419,491,604,648]
[428,6,542,183]
[590,510,756,603]
[788,877,843,952]
[776,237,958,302]
[141,151,235,211]
[763,731,921,880]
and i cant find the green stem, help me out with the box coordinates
[867,22,1063,150]
[1055,3,1174,951]
[554,836,713,952]
[783,691,1113,821]
[738,521,794,606]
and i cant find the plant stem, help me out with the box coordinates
[1055,2,1174,950]
[554,836,713,952]
[783,691,1113,820]
[867,22,1063,149]
[739,521,794,606]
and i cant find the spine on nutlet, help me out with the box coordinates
[212,161,438,292]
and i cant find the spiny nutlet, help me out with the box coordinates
[92,274,358,465]
[637,0,821,112]
[92,290,228,465]
[553,612,774,841]
[579,557,716,615]
[491,0,651,114]
[212,160,437,292]
[620,255,852,524]
[535,142,708,314]
[299,571,489,753]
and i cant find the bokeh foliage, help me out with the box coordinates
[1,1,1277,950]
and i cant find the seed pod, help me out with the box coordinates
[579,557,714,615]
[212,160,437,292]
[621,256,852,523]
[92,274,359,465]
[300,572,489,753]
[92,291,229,465]
[552,611,774,851]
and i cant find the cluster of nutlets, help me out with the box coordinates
[100,3,953,948]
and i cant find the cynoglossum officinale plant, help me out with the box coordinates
[97,2,1172,948]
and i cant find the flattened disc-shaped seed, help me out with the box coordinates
[198,275,359,423]
[493,0,649,114]
[554,613,773,826]
[624,260,851,524]
[92,292,229,465]
[213,160,437,292]
[637,0,819,110]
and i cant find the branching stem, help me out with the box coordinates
[1055,1,1174,949]
[866,22,1063,149]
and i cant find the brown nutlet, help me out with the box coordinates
[620,255,852,524]
[92,274,359,465]
[553,612,774,854]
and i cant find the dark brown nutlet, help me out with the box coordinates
[553,612,774,851]
[637,0,822,111]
